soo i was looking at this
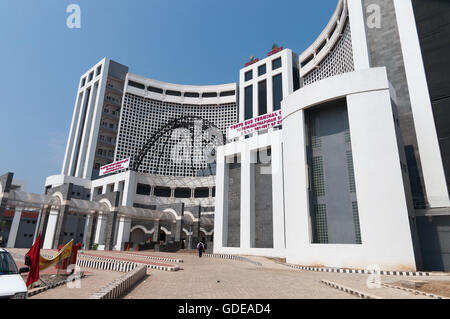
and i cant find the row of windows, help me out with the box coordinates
[81,65,102,88]
[127,80,236,98]
[136,183,216,198]
[244,57,282,82]
[244,73,283,120]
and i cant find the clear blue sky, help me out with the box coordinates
[0,0,337,193]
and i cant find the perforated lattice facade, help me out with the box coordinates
[303,19,354,86]
[115,93,237,177]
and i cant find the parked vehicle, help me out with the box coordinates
[0,248,29,299]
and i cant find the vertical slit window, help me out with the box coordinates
[258,80,267,116]
[244,85,253,120]
[272,74,283,111]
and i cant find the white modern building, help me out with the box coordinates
[1,0,449,271]
[214,0,450,272]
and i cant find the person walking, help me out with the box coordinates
[197,241,205,258]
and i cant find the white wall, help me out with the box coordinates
[282,68,417,270]
[214,130,286,258]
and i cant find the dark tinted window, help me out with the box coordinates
[194,187,210,198]
[245,85,253,120]
[258,80,267,115]
[212,187,216,197]
[184,92,200,98]
[136,183,151,196]
[272,74,283,111]
[245,70,253,81]
[220,90,235,97]
[272,58,282,70]
[147,86,164,94]
[128,80,145,90]
[258,64,266,76]
[202,92,217,98]
[153,187,171,197]
[175,188,191,198]
[166,90,182,96]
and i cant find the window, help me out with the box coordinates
[96,65,102,76]
[128,80,145,90]
[88,71,94,82]
[272,57,282,70]
[245,70,253,81]
[184,92,199,98]
[220,90,235,97]
[148,86,163,94]
[153,186,171,197]
[80,77,86,88]
[258,80,267,116]
[136,183,151,196]
[0,252,18,274]
[194,187,209,198]
[272,74,283,111]
[166,90,182,96]
[202,92,217,98]
[175,188,191,198]
[258,64,266,76]
[245,85,253,120]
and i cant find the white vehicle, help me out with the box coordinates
[0,248,29,299]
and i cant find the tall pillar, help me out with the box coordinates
[83,214,97,250]
[34,206,49,243]
[43,208,59,249]
[94,212,108,250]
[104,211,118,251]
[115,217,131,251]
[152,220,160,242]
[173,218,183,243]
[6,207,22,248]
[52,205,70,249]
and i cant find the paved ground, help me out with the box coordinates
[29,268,124,299]
[7,248,450,299]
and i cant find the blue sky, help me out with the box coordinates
[0,0,337,193]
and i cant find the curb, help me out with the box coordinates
[77,255,179,272]
[287,264,433,277]
[27,273,86,297]
[89,265,147,299]
[116,252,183,264]
[381,283,449,299]
[203,253,263,266]
[320,279,381,299]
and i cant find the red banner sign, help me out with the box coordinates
[99,158,130,176]
[228,110,282,139]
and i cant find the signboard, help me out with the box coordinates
[99,158,130,176]
[228,110,282,139]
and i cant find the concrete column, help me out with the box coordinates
[52,205,69,249]
[94,212,108,250]
[173,218,183,243]
[152,220,160,242]
[33,207,47,243]
[241,149,255,249]
[115,217,131,251]
[43,209,59,249]
[104,211,118,250]
[6,207,22,248]
[82,214,97,250]
[192,220,200,249]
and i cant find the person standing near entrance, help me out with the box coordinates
[197,241,205,258]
